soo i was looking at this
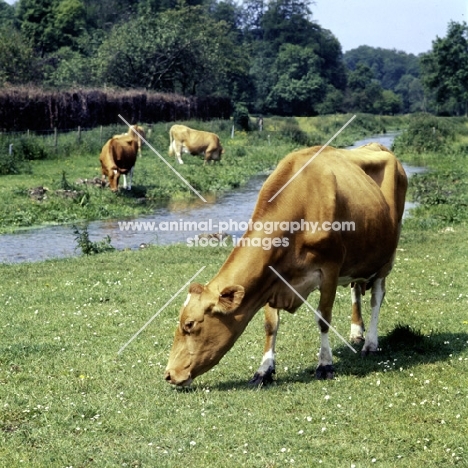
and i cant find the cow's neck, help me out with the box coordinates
[209,243,276,316]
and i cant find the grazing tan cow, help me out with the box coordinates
[100,125,145,192]
[165,143,408,386]
[168,124,223,164]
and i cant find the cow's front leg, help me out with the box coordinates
[362,277,385,356]
[350,283,365,343]
[315,274,338,379]
[249,305,279,386]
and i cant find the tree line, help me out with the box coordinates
[0,0,467,117]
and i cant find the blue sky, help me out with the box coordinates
[312,0,467,55]
[3,0,467,55]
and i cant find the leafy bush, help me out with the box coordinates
[15,137,49,160]
[278,121,312,146]
[393,114,455,154]
[0,150,30,175]
[73,225,115,255]
[232,103,250,131]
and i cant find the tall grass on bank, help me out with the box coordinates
[395,114,468,229]
[0,114,399,233]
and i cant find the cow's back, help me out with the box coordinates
[252,144,407,279]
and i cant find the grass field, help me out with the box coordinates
[1,114,467,467]
[0,226,467,467]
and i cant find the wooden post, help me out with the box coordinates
[100,125,103,145]
[54,127,58,152]
[231,125,235,138]
[9,144,13,155]
[77,126,81,143]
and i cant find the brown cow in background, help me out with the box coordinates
[169,124,223,165]
[100,125,145,192]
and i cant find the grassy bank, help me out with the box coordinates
[0,114,467,466]
[395,114,468,229]
[0,114,403,233]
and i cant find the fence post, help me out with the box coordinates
[231,125,235,139]
[54,127,58,152]
[100,125,103,145]
[9,144,13,155]
[77,126,81,143]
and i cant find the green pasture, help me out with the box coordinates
[0,222,467,467]
[1,114,468,467]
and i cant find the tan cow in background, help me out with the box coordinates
[165,143,408,386]
[100,125,145,192]
[168,124,223,164]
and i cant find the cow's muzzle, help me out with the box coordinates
[164,369,193,387]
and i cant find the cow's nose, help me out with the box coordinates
[164,370,172,383]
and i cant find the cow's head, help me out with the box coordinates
[165,282,245,386]
[129,125,146,143]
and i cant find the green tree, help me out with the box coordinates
[53,0,86,49]
[344,45,420,91]
[395,74,426,112]
[94,6,235,95]
[0,0,16,26]
[266,44,326,115]
[346,63,383,113]
[0,24,39,84]
[43,46,94,87]
[17,0,86,55]
[375,90,402,115]
[421,21,468,115]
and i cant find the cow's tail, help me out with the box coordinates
[168,129,174,156]
[108,139,119,175]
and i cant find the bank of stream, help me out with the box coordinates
[0,133,425,263]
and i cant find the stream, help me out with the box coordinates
[0,133,425,264]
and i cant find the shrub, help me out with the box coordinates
[278,121,311,146]
[73,225,115,255]
[0,150,29,175]
[15,137,49,160]
[232,103,250,131]
[393,114,455,154]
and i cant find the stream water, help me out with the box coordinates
[0,133,425,264]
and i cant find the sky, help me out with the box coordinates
[2,0,467,55]
[312,0,467,55]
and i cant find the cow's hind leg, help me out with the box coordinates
[249,305,279,386]
[350,283,365,343]
[361,277,386,356]
[175,142,184,164]
[124,166,134,190]
[315,272,338,380]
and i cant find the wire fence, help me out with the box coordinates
[0,120,282,157]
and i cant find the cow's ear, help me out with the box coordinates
[189,283,204,295]
[214,285,245,314]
